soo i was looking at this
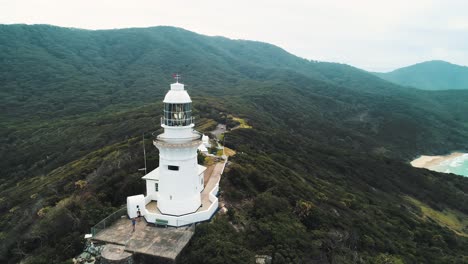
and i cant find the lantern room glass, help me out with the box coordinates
[163,103,192,126]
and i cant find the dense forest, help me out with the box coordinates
[0,24,467,263]
[375,60,468,90]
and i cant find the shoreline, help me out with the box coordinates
[410,152,465,169]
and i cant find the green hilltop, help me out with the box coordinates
[0,24,467,263]
[374,60,468,90]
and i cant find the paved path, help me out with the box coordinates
[201,162,223,205]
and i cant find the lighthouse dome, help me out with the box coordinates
[163,83,192,103]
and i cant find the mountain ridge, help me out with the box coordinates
[374,60,468,90]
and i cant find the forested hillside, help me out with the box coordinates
[374,60,468,90]
[0,24,467,263]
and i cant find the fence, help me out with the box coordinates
[91,207,127,237]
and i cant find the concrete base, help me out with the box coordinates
[92,218,194,261]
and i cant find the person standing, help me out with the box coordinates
[131,217,136,232]
[136,205,141,220]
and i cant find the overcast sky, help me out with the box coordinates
[1,0,468,72]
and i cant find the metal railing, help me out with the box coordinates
[91,207,127,237]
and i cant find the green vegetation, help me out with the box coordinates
[0,24,467,263]
[405,196,468,237]
[375,60,468,90]
[180,126,468,263]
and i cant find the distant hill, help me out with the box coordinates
[375,60,468,90]
[0,25,467,264]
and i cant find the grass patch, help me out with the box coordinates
[405,196,468,237]
[204,156,216,166]
[224,147,236,157]
[232,117,252,129]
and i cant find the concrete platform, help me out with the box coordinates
[92,217,194,260]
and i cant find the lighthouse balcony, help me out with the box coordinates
[153,132,202,148]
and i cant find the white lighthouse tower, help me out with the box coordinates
[127,76,221,227]
[153,76,205,215]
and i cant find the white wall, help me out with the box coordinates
[157,144,202,215]
[143,182,219,227]
[145,180,159,201]
[127,195,145,218]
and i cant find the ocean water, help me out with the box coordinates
[430,153,468,177]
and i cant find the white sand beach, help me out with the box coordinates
[410,152,465,169]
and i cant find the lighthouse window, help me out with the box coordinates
[163,103,192,126]
[168,165,179,171]
[155,183,159,192]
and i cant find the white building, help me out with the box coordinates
[197,134,211,154]
[127,79,221,226]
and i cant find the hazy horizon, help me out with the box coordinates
[2,0,468,72]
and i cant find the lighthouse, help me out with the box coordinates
[127,75,221,226]
[153,76,205,215]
